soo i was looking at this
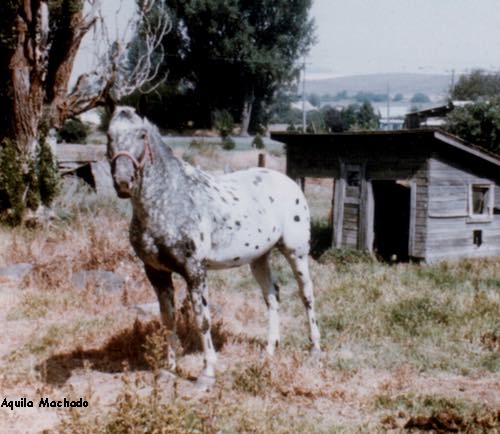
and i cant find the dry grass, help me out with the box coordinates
[0,172,499,432]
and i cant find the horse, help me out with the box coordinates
[107,106,321,388]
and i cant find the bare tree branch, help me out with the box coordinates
[65,0,170,117]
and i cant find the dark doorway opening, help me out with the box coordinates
[372,180,411,262]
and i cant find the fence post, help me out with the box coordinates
[258,153,266,167]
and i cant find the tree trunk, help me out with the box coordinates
[240,91,254,137]
[9,1,49,156]
[46,8,96,128]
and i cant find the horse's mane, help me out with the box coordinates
[144,118,175,160]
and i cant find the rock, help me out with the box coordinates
[0,263,33,282]
[133,303,160,316]
[71,269,125,294]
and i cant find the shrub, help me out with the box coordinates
[221,136,236,150]
[0,136,59,224]
[212,109,234,138]
[58,118,90,143]
[99,108,112,133]
[252,134,265,149]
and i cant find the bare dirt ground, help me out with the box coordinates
[0,149,499,433]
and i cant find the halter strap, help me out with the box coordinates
[111,135,154,170]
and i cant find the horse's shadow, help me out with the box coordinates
[37,311,229,386]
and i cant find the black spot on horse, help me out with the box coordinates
[255,245,259,249]
[200,232,205,242]
[202,296,208,307]
[296,198,300,205]
[294,215,300,222]
[235,221,241,227]
[258,228,262,233]
[302,297,312,310]
[274,283,280,303]
[245,243,250,247]
[201,318,210,333]
[233,257,240,261]
[269,196,274,203]
[233,196,240,201]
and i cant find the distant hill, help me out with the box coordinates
[306,73,453,100]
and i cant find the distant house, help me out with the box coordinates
[271,130,500,263]
[404,101,471,129]
[379,117,405,131]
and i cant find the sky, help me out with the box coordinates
[74,0,500,81]
[307,0,500,79]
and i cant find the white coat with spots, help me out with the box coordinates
[107,106,321,388]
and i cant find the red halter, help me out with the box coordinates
[111,135,155,170]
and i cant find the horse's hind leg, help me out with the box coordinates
[279,247,321,353]
[144,265,177,370]
[250,254,280,355]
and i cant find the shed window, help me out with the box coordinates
[469,184,493,217]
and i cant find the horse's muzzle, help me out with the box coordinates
[114,179,132,198]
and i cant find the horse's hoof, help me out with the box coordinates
[195,374,215,391]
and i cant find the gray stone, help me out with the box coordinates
[0,263,33,282]
[71,269,125,293]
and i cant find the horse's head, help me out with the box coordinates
[107,106,154,198]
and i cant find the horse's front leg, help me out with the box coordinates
[185,268,217,389]
[144,265,178,371]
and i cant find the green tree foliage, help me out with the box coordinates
[212,109,234,139]
[0,138,59,224]
[58,118,90,143]
[319,102,380,133]
[393,93,404,102]
[130,0,315,133]
[307,93,321,108]
[357,101,380,130]
[0,1,22,137]
[354,91,388,103]
[445,97,500,154]
[410,92,431,104]
[451,70,500,101]
[323,107,345,132]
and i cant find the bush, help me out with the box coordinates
[252,134,265,149]
[0,136,59,224]
[58,118,90,143]
[212,109,234,138]
[410,92,431,104]
[99,108,112,133]
[221,136,236,150]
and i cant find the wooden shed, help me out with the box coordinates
[271,130,500,263]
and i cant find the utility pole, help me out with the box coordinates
[386,82,390,120]
[302,56,306,132]
[451,69,456,99]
